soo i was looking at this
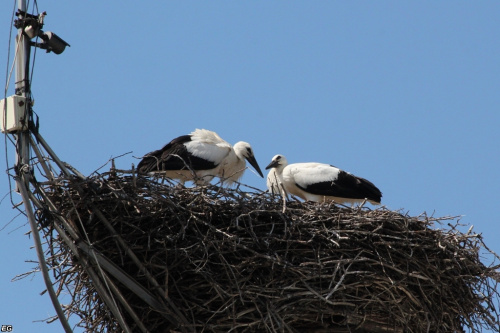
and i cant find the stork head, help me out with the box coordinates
[233,142,264,178]
[265,154,288,171]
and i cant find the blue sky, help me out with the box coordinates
[1,2,499,332]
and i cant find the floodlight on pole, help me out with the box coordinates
[14,9,70,55]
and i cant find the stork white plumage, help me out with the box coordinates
[265,154,382,205]
[137,129,264,184]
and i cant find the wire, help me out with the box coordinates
[3,0,16,96]
[28,0,38,101]
[3,0,19,210]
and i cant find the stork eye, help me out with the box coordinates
[276,156,281,160]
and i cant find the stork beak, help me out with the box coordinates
[246,154,264,178]
[265,159,279,170]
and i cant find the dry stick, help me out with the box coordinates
[55,223,137,332]
[77,255,134,333]
[355,199,367,214]
[265,300,296,333]
[90,207,191,330]
[77,240,169,312]
[33,188,170,329]
[34,132,189,330]
[102,273,151,333]
[16,173,73,333]
[29,190,134,332]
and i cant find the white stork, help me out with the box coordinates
[137,129,264,184]
[265,154,382,205]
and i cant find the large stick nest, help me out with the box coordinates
[36,170,499,332]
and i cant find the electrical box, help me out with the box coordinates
[1,95,28,133]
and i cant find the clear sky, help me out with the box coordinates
[1,1,499,332]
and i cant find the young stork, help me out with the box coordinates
[265,154,382,205]
[137,129,264,185]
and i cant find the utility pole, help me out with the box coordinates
[14,0,31,180]
[7,1,73,332]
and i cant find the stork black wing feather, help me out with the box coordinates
[300,170,382,203]
[137,135,218,173]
